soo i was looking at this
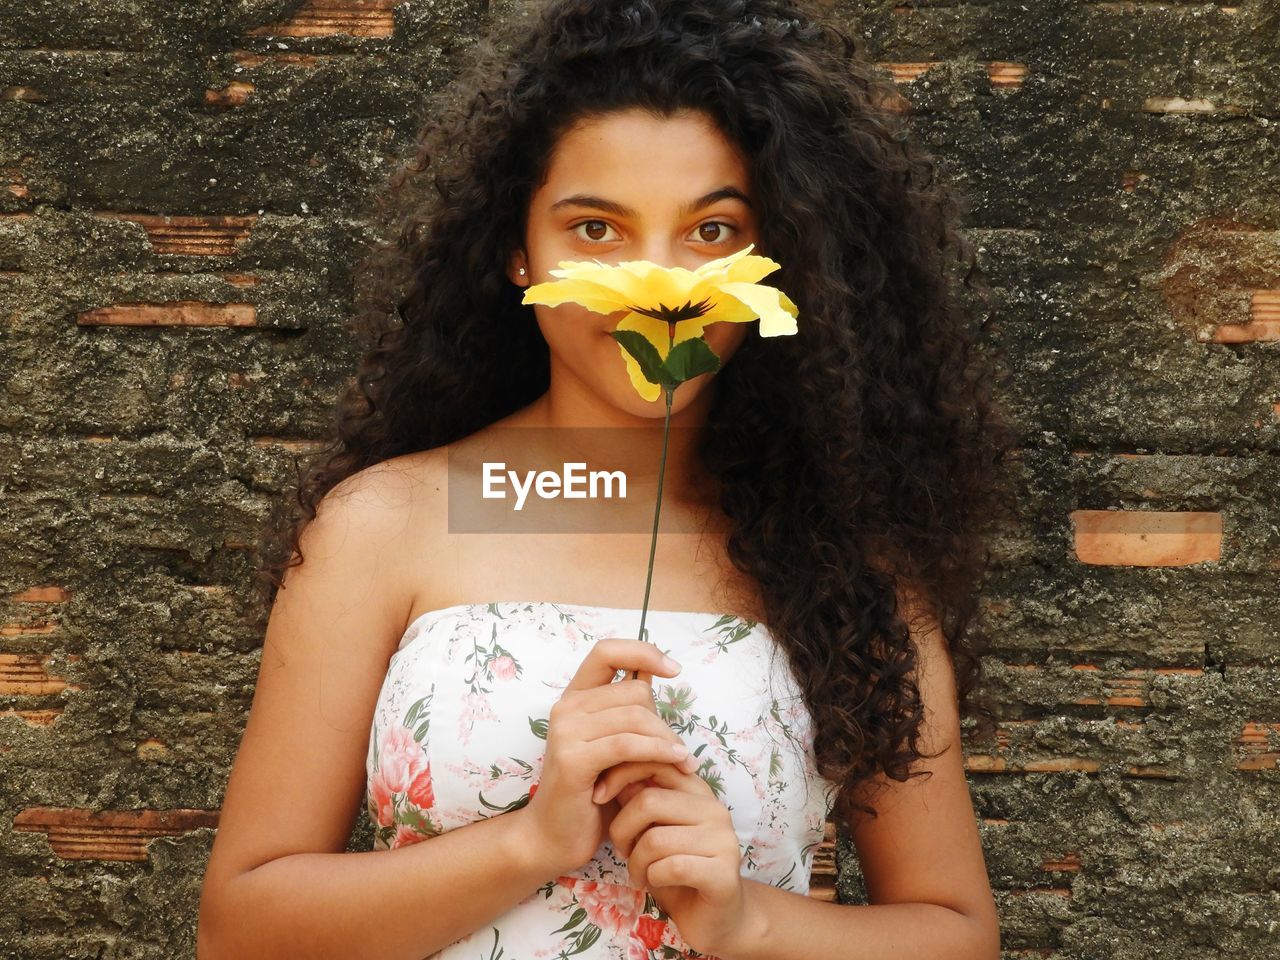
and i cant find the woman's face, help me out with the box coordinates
[510,107,762,420]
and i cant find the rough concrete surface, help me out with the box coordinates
[1,1,1278,958]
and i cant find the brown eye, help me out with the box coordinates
[696,222,737,244]
[573,220,615,243]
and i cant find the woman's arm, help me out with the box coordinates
[198,456,564,960]
[200,806,561,960]
[716,585,1001,960]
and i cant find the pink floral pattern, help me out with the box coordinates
[366,601,839,959]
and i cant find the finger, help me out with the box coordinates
[598,769,661,808]
[613,776,656,809]
[631,669,658,714]
[644,852,728,898]
[633,668,657,708]
[569,677,660,714]
[610,786,717,858]
[565,638,682,692]
[612,752,704,805]
[629,824,728,865]
[622,758,710,797]
[581,733,698,787]
[615,774,668,810]
[579,704,684,746]
[593,756,699,805]
[627,824,735,891]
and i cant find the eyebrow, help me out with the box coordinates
[549,185,753,218]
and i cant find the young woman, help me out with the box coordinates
[198,2,1016,958]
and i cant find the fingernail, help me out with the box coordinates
[680,754,699,773]
[592,782,606,802]
[663,655,681,674]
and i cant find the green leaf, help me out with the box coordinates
[662,336,721,383]
[610,330,679,388]
[551,907,587,934]
[571,924,602,954]
[404,694,431,728]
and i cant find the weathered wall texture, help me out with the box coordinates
[1,0,1277,957]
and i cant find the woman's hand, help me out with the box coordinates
[593,760,748,957]
[521,638,691,877]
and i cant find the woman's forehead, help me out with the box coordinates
[537,111,752,209]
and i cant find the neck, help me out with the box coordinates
[516,373,720,511]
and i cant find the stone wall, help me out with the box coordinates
[1,1,1276,957]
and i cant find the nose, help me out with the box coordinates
[629,239,707,273]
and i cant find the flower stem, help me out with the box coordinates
[631,333,676,679]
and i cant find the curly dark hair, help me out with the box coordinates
[253,0,1020,828]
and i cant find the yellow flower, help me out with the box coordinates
[521,242,799,401]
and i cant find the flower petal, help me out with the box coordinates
[716,281,800,336]
[545,259,695,313]
[614,310,671,353]
[696,289,762,325]
[692,243,783,290]
[723,252,784,285]
[521,276,633,315]
[613,311,669,401]
[523,247,797,360]
[693,242,759,277]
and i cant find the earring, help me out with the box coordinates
[519,267,526,276]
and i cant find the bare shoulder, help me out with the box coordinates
[327,445,450,534]
[373,444,454,611]
[289,452,446,645]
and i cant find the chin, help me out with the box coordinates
[614,378,712,419]
[585,335,718,417]
[617,395,671,419]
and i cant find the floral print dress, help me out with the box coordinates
[366,600,840,960]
